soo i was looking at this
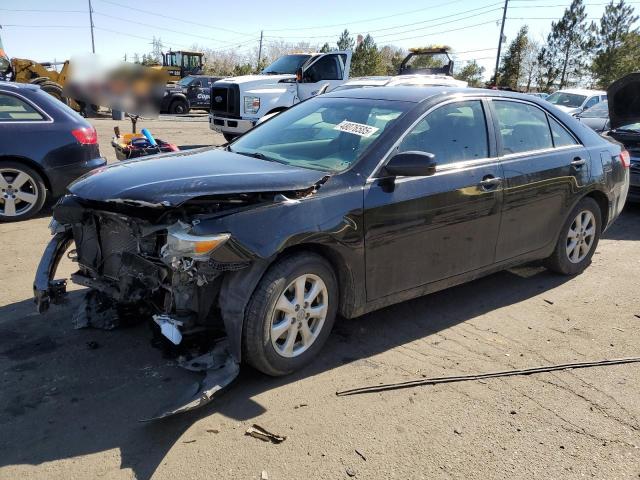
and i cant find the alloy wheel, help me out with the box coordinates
[0,168,40,218]
[566,210,596,263]
[270,274,329,358]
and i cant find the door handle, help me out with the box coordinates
[571,157,586,167]
[479,176,502,190]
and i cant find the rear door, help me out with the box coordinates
[489,99,591,262]
[363,98,504,300]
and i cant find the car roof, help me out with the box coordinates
[0,81,40,92]
[323,86,546,103]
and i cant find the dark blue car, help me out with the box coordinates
[0,82,106,221]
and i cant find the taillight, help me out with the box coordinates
[71,127,98,145]
[620,150,631,168]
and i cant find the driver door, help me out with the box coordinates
[297,52,351,101]
[363,99,503,300]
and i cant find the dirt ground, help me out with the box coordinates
[1,116,640,480]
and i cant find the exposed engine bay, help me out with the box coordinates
[33,184,324,419]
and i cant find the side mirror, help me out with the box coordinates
[296,67,303,83]
[381,151,437,177]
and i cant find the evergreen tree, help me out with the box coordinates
[337,30,355,51]
[591,0,639,87]
[497,26,530,89]
[320,42,332,53]
[455,60,485,87]
[542,0,592,89]
[351,34,385,76]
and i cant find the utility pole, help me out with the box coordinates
[88,0,95,53]
[493,0,508,86]
[257,30,263,68]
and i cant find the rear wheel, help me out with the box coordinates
[169,99,189,115]
[243,253,338,376]
[39,81,68,105]
[0,162,47,222]
[544,197,601,275]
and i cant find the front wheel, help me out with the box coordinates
[243,253,338,376]
[169,99,188,115]
[544,197,601,275]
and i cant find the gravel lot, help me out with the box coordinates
[1,116,639,480]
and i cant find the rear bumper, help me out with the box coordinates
[46,157,107,198]
[209,114,255,135]
[628,168,640,203]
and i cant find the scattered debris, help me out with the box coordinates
[612,327,625,332]
[346,467,357,477]
[543,299,554,305]
[355,449,367,461]
[182,439,196,444]
[453,427,462,435]
[245,424,286,444]
[261,471,269,480]
[510,410,517,415]
[206,429,219,434]
[634,314,640,319]
[294,403,308,409]
[335,356,640,396]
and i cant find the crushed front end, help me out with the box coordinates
[33,194,257,419]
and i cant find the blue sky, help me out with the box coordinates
[0,0,636,79]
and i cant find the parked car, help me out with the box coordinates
[35,87,629,417]
[161,75,221,114]
[0,82,105,221]
[333,73,468,91]
[576,100,610,132]
[546,88,607,115]
[209,51,352,141]
[528,92,549,100]
[604,73,640,202]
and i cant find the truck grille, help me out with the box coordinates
[210,82,240,118]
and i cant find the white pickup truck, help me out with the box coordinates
[209,51,352,140]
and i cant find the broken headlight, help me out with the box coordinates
[163,224,230,261]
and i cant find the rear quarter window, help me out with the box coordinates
[0,93,45,121]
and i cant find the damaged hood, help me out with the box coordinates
[608,73,640,129]
[68,147,328,206]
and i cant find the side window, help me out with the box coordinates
[0,93,45,121]
[191,80,201,88]
[549,116,578,147]
[584,96,599,109]
[305,54,344,82]
[493,101,552,154]
[398,100,488,165]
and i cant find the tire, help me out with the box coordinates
[0,161,47,222]
[243,252,339,376]
[169,99,189,115]
[544,197,601,275]
[223,133,237,143]
[39,81,68,105]
[29,77,50,86]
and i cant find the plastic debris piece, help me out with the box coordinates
[245,424,286,444]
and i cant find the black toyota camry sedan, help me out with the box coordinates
[34,87,629,417]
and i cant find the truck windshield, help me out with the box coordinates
[229,97,412,173]
[262,54,311,75]
[177,76,194,87]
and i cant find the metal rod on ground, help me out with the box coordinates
[257,30,264,68]
[336,356,640,397]
[88,0,95,53]
[493,0,509,85]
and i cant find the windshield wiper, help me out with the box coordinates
[233,150,281,163]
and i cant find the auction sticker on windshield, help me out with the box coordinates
[334,120,379,137]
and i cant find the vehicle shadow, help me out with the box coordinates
[0,265,571,479]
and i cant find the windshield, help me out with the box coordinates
[580,100,608,118]
[262,54,311,75]
[616,122,640,132]
[229,97,412,173]
[547,92,587,108]
[177,76,194,87]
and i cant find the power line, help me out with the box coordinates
[0,24,87,28]
[0,8,86,13]
[96,0,255,37]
